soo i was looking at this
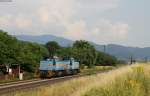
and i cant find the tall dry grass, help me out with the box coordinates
[83,64,150,96]
[5,63,150,96]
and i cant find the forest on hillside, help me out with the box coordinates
[0,30,119,73]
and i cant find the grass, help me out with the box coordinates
[83,63,150,96]
[80,66,115,75]
[4,64,150,96]
[0,72,34,84]
[0,78,19,84]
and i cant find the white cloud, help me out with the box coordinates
[0,15,12,27]
[91,20,129,41]
[37,7,50,24]
[62,19,129,42]
[0,0,129,44]
[77,0,119,10]
[15,15,32,29]
[63,20,87,40]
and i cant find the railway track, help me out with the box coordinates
[0,70,110,95]
[0,74,89,95]
[0,79,40,87]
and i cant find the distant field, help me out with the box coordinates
[6,64,150,96]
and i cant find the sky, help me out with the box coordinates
[0,0,149,47]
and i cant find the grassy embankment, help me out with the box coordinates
[5,63,150,96]
[80,66,115,75]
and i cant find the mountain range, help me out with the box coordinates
[16,35,150,61]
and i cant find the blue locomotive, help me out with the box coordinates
[39,57,79,78]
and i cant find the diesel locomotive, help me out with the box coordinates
[39,57,79,78]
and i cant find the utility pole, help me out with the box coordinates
[130,55,133,64]
[104,45,106,53]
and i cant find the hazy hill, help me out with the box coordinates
[95,44,150,60]
[16,35,150,61]
[16,35,74,47]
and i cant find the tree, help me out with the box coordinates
[96,51,118,66]
[56,47,73,60]
[17,41,49,72]
[72,40,118,67]
[0,30,20,64]
[45,41,61,58]
[72,40,97,68]
[0,30,49,72]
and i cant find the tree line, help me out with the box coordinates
[0,30,119,73]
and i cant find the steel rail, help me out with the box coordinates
[0,70,110,95]
[0,74,88,95]
[0,79,40,87]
